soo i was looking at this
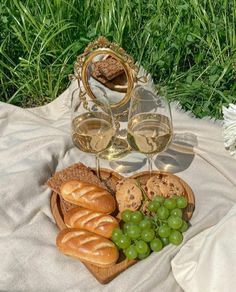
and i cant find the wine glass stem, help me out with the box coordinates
[146,154,153,176]
[95,154,101,179]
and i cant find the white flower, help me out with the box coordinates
[223,103,236,158]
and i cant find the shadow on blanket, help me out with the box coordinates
[155,133,197,173]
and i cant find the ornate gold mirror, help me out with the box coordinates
[73,37,148,160]
[74,37,139,111]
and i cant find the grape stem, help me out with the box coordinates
[161,220,168,224]
[137,180,149,202]
[153,217,167,227]
[134,239,138,244]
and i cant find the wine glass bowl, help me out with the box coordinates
[72,111,115,154]
[71,87,116,177]
[127,85,173,174]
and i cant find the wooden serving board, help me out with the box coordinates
[50,169,195,284]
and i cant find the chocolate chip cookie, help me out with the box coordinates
[115,179,143,212]
[146,174,185,200]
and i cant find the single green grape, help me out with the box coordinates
[117,234,131,249]
[179,220,189,232]
[139,218,153,230]
[125,245,138,260]
[150,238,163,252]
[141,229,155,242]
[158,225,171,238]
[127,225,141,239]
[164,198,177,210]
[123,222,135,234]
[130,211,143,223]
[176,196,188,209]
[111,228,123,242]
[121,209,132,222]
[148,201,160,212]
[170,208,183,218]
[153,195,165,204]
[138,248,150,260]
[169,230,183,245]
[156,206,169,220]
[167,216,183,230]
[135,240,149,254]
[161,237,169,246]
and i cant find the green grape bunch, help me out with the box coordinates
[111,195,189,260]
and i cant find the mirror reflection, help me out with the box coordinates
[87,54,128,106]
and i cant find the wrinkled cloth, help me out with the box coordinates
[171,204,236,292]
[0,81,236,292]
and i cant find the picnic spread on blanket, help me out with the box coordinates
[1,37,236,292]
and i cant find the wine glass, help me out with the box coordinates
[127,85,173,175]
[71,87,116,179]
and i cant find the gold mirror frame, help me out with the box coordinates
[74,37,139,109]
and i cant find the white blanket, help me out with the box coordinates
[172,204,236,292]
[1,81,236,292]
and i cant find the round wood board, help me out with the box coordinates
[131,171,195,221]
[50,168,195,284]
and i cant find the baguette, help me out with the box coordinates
[64,207,119,238]
[56,229,119,267]
[60,180,116,214]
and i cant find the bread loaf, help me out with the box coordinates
[47,162,105,194]
[60,180,116,214]
[64,207,119,238]
[56,229,119,267]
[97,57,124,80]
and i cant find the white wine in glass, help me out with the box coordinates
[71,87,116,178]
[127,85,173,174]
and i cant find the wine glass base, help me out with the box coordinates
[99,138,131,160]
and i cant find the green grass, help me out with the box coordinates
[0,0,235,118]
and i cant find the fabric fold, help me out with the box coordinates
[172,204,236,292]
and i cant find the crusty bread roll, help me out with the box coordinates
[56,228,119,267]
[64,207,119,238]
[60,180,116,214]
